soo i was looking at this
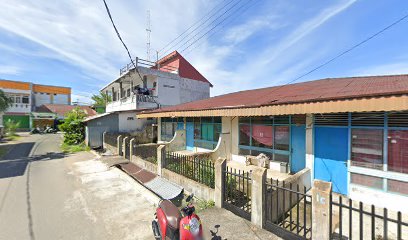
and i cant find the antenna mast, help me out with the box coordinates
[146,10,151,61]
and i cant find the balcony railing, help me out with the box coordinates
[119,57,178,76]
[106,94,158,112]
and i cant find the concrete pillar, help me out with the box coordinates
[221,117,232,161]
[305,114,314,180]
[214,158,226,208]
[117,135,123,156]
[129,138,135,161]
[157,144,165,176]
[311,180,332,240]
[102,132,106,150]
[123,136,129,159]
[251,167,267,228]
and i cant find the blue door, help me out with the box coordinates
[291,125,306,173]
[314,127,348,195]
[186,122,194,151]
[177,122,184,130]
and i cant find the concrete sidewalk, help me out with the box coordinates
[201,207,282,240]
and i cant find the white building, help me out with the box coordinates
[85,51,212,148]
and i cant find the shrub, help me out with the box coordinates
[59,107,87,145]
[4,119,20,136]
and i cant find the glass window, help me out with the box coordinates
[239,117,251,124]
[194,118,201,139]
[9,96,14,103]
[15,96,21,103]
[213,124,221,143]
[351,129,383,170]
[388,130,408,174]
[388,179,408,195]
[274,126,289,150]
[239,124,250,146]
[350,173,383,189]
[251,125,273,148]
[252,116,273,125]
[22,96,29,104]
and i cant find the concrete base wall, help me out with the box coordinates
[161,169,215,202]
[131,156,158,174]
[166,129,186,152]
[349,184,408,213]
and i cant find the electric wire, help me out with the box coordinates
[159,0,233,55]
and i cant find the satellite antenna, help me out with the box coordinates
[146,10,151,61]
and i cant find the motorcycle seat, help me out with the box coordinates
[159,200,181,229]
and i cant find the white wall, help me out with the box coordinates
[156,76,181,106]
[34,92,51,107]
[179,78,210,103]
[118,112,154,132]
[2,88,31,113]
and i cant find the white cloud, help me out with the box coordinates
[351,61,408,77]
[0,65,22,75]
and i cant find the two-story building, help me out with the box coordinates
[0,79,71,129]
[84,51,212,148]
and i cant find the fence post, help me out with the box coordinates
[157,144,165,176]
[117,135,123,155]
[214,158,226,208]
[129,138,135,161]
[122,136,129,159]
[311,180,332,240]
[251,167,267,228]
[102,132,106,150]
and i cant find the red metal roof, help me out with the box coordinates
[36,104,97,117]
[142,74,408,114]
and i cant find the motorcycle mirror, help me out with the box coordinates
[186,193,194,202]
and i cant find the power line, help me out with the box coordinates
[170,0,245,56]
[102,0,144,83]
[184,0,260,56]
[259,12,408,104]
[180,0,255,54]
[160,0,245,58]
[158,0,232,54]
[102,0,136,68]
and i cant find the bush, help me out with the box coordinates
[4,119,20,136]
[59,107,87,145]
[61,142,90,153]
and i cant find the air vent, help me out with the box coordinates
[351,112,384,127]
[314,113,348,126]
[388,111,408,128]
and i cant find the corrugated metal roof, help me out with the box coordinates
[140,74,408,114]
[144,177,183,200]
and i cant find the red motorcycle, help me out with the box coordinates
[152,194,203,240]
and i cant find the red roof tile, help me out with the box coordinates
[143,74,408,114]
[36,104,97,117]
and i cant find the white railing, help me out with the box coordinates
[119,57,179,76]
[106,94,158,113]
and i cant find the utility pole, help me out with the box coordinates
[146,10,151,61]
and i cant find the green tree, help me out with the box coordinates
[0,89,12,112]
[59,107,87,145]
[91,92,111,107]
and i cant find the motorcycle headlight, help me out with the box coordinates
[189,218,200,236]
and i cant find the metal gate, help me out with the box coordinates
[264,179,312,240]
[223,167,252,221]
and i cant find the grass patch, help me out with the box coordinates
[179,194,215,214]
[0,145,12,159]
[5,134,20,141]
[61,142,90,153]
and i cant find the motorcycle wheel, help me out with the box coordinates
[151,220,161,240]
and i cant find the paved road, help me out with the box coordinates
[0,134,156,240]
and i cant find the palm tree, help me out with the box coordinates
[0,89,12,112]
[91,92,111,107]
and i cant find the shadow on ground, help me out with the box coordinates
[0,142,69,179]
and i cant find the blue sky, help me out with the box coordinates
[0,0,407,104]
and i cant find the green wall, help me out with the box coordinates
[3,115,30,129]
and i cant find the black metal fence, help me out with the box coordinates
[104,132,118,147]
[264,179,312,240]
[133,143,158,164]
[330,194,408,240]
[163,152,215,188]
[223,167,252,221]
